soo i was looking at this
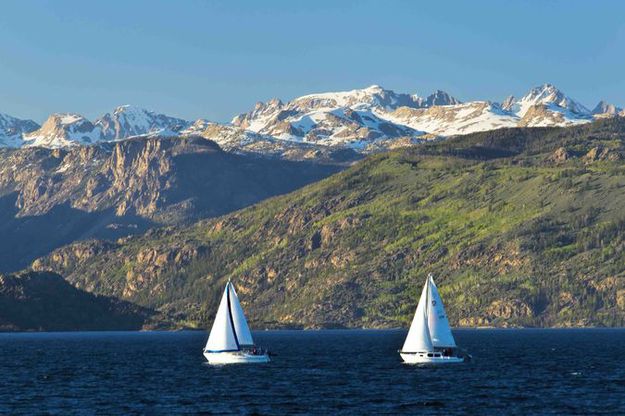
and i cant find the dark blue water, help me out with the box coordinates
[1,329,624,415]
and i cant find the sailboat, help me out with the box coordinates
[400,274,469,364]
[203,281,270,364]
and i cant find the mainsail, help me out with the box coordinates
[205,281,255,352]
[401,278,434,353]
[402,274,456,352]
[427,275,456,347]
[228,283,255,346]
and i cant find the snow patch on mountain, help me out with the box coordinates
[387,101,518,136]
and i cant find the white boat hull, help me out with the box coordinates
[203,351,270,365]
[400,352,466,365]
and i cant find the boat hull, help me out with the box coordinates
[400,352,466,365]
[203,351,270,365]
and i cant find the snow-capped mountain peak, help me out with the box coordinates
[0,113,39,147]
[288,84,421,112]
[23,113,103,148]
[96,105,190,140]
[231,85,424,148]
[515,83,590,117]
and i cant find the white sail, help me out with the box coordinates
[427,275,456,347]
[204,284,239,352]
[402,278,434,352]
[228,283,255,346]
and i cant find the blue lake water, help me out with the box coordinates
[1,329,624,415]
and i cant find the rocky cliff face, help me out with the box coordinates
[0,135,343,272]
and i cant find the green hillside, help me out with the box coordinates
[33,119,625,328]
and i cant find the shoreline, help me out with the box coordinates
[2,326,625,335]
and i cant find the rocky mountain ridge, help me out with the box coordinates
[231,83,619,146]
[1,84,622,156]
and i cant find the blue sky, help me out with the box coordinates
[1,0,624,123]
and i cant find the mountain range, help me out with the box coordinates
[1,84,623,157]
[29,118,625,329]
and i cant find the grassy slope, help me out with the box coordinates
[34,119,625,328]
